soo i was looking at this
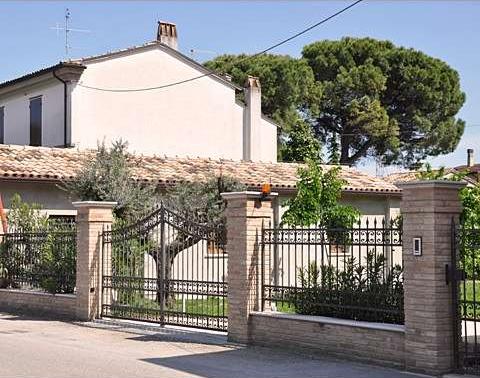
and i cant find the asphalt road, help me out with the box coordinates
[0,313,428,378]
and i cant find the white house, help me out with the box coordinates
[0,20,402,224]
[0,22,277,162]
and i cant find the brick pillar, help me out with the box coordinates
[399,180,465,375]
[73,201,116,321]
[221,191,276,344]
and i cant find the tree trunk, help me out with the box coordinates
[149,234,202,308]
[340,134,350,164]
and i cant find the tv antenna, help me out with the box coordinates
[51,8,91,59]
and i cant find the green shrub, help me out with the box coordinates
[290,251,404,324]
[0,194,77,294]
[33,233,76,294]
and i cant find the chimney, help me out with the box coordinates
[157,21,178,50]
[467,148,475,167]
[243,76,261,161]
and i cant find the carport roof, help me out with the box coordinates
[0,145,401,195]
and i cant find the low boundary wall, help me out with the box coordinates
[0,289,76,319]
[250,312,405,368]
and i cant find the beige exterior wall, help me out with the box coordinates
[70,45,277,161]
[260,117,278,162]
[0,46,277,162]
[0,80,65,147]
[250,312,405,368]
[0,181,401,221]
[0,181,76,214]
[278,193,402,224]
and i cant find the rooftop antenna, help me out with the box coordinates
[50,8,91,59]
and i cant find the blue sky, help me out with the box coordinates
[0,1,478,174]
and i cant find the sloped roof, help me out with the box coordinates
[0,41,239,92]
[0,145,401,195]
[385,168,478,186]
[0,62,85,91]
[383,171,418,184]
[73,41,241,90]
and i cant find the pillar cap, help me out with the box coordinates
[72,201,117,208]
[221,191,278,200]
[396,180,466,190]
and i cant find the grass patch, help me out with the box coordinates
[170,296,228,317]
[460,281,480,302]
[112,293,227,317]
[274,301,296,313]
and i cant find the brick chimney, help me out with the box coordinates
[467,148,475,167]
[243,76,261,161]
[157,21,178,50]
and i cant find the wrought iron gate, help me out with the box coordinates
[452,220,480,374]
[101,205,228,331]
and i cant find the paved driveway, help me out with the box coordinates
[0,313,427,378]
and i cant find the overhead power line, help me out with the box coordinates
[77,0,364,93]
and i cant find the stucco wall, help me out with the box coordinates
[0,181,401,220]
[71,45,276,161]
[278,193,401,223]
[0,180,75,213]
[0,80,65,147]
[260,117,277,162]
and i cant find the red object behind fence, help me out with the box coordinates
[0,194,8,233]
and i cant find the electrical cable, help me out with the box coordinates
[77,0,364,93]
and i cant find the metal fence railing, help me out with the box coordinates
[261,219,404,324]
[101,205,228,331]
[0,224,76,294]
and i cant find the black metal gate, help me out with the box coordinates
[452,221,480,374]
[101,205,228,331]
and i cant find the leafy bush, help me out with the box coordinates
[6,194,48,232]
[290,251,404,324]
[0,194,76,294]
[33,233,76,294]
[416,163,480,278]
[164,175,246,227]
[281,159,360,230]
[61,140,157,221]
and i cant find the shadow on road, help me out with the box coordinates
[0,312,72,322]
[140,346,418,378]
[87,319,228,346]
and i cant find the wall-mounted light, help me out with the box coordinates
[261,183,271,198]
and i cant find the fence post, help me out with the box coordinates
[399,180,465,375]
[221,191,276,344]
[73,201,116,321]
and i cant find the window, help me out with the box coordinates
[0,106,4,144]
[29,97,42,146]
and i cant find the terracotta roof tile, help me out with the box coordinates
[385,168,478,187]
[383,171,419,184]
[0,145,401,194]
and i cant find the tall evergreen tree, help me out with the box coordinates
[302,37,465,168]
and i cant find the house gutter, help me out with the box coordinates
[52,70,69,147]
